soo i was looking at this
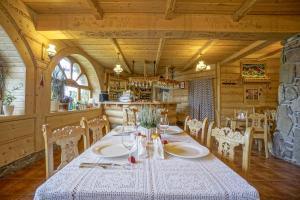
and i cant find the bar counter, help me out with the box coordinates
[102,101,178,127]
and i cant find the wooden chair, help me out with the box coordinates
[212,127,253,172]
[265,109,277,134]
[159,108,168,119]
[206,121,215,149]
[225,117,237,130]
[234,109,249,128]
[81,115,110,145]
[248,113,269,158]
[42,124,88,179]
[184,116,208,143]
[124,107,138,126]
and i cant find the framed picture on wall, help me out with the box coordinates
[245,88,259,101]
[180,81,185,89]
[241,62,266,78]
[244,86,264,104]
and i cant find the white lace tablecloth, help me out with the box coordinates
[34,126,259,200]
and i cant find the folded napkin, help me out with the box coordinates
[137,135,148,159]
[153,137,165,160]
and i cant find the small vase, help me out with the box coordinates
[140,127,156,144]
[50,100,59,112]
[3,105,14,116]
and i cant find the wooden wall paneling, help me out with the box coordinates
[45,109,101,130]
[219,58,280,125]
[0,1,107,167]
[0,117,35,167]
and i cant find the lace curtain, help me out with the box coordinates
[188,79,214,121]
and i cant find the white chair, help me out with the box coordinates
[124,107,138,126]
[81,115,110,145]
[206,121,215,149]
[42,124,88,179]
[248,113,269,158]
[184,116,208,143]
[212,127,253,172]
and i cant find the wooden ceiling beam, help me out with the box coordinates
[109,38,132,74]
[86,0,103,20]
[165,0,176,20]
[220,40,275,65]
[35,14,300,40]
[257,48,282,61]
[154,38,166,75]
[233,0,257,22]
[183,39,217,71]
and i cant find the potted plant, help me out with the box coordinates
[0,62,8,115]
[2,83,23,116]
[139,106,160,142]
[51,69,65,112]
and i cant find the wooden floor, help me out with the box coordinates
[0,144,299,200]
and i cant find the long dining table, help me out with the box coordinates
[34,126,259,200]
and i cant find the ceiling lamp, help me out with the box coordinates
[113,53,123,75]
[196,60,210,71]
[47,44,56,58]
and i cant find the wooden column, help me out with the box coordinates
[216,62,221,127]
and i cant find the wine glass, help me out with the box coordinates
[122,134,135,159]
[159,117,169,135]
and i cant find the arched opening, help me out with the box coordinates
[0,25,26,116]
[47,49,102,112]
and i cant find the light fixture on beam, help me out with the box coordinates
[196,60,211,71]
[113,53,123,75]
[47,44,57,58]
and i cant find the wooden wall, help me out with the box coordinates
[220,58,280,125]
[0,0,105,168]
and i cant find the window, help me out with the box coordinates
[51,58,91,106]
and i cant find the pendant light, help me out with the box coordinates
[196,60,211,71]
[113,53,123,75]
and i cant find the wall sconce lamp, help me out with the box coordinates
[47,44,57,58]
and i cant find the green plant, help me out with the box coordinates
[51,67,65,100]
[0,62,8,100]
[139,106,160,129]
[3,83,23,106]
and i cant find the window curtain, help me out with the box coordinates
[188,79,214,121]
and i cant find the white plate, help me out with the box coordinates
[164,142,209,158]
[92,142,135,158]
[164,126,183,135]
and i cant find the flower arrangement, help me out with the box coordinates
[51,68,65,100]
[2,83,23,106]
[139,106,160,129]
[0,62,8,100]
[60,96,72,104]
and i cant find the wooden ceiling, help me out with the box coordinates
[21,0,300,74]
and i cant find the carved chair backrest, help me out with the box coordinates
[159,108,168,119]
[265,109,277,121]
[212,127,253,171]
[248,113,267,133]
[124,107,138,126]
[225,117,237,130]
[206,121,215,148]
[42,124,88,179]
[184,116,208,143]
[81,115,110,145]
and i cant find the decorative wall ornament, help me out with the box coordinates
[241,63,266,78]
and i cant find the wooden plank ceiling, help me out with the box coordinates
[21,0,300,74]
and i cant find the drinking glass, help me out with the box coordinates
[159,117,169,134]
[122,134,135,157]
